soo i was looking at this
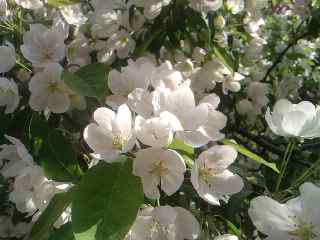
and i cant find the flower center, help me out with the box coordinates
[149,161,169,177]
[120,37,129,44]
[112,136,126,150]
[48,82,60,93]
[288,222,317,240]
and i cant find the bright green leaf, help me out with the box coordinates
[30,190,74,240]
[40,130,83,182]
[63,63,109,100]
[223,139,280,173]
[169,138,194,156]
[72,160,143,240]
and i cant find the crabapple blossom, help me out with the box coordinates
[126,205,200,240]
[0,135,33,178]
[0,45,16,73]
[0,78,19,114]
[265,99,320,139]
[83,104,135,162]
[107,29,136,59]
[106,58,156,108]
[60,4,87,26]
[191,145,244,205]
[189,0,223,13]
[28,63,71,113]
[249,182,320,240]
[153,83,227,147]
[135,0,171,20]
[90,10,120,39]
[133,148,186,199]
[135,111,182,148]
[14,0,43,9]
[21,24,66,67]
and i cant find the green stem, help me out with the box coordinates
[275,140,295,192]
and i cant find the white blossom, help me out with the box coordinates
[133,148,186,199]
[191,145,244,205]
[21,24,66,67]
[0,78,19,114]
[14,0,43,9]
[28,63,71,113]
[135,111,182,148]
[107,29,136,59]
[126,205,200,240]
[0,135,33,178]
[189,0,223,13]
[248,182,320,240]
[214,234,239,240]
[0,44,16,73]
[60,4,87,26]
[90,10,120,39]
[83,104,135,162]
[265,99,320,139]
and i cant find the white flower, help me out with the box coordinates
[21,24,66,67]
[106,58,156,108]
[133,148,186,199]
[90,10,120,39]
[127,88,154,118]
[126,205,200,240]
[214,234,239,240]
[0,135,33,178]
[226,0,244,14]
[154,84,227,147]
[60,4,87,26]
[83,104,135,162]
[0,45,16,73]
[247,81,269,109]
[189,0,223,13]
[14,0,43,9]
[265,99,320,139]
[28,63,71,113]
[248,182,320,240]
[142,0,171,20]
[9,165,57,216]
[135,111,182,148]
[150,61,184,90]
[107,29,136,59]
[66,33,91,68]
[191,145,244,205]
[0,78,20,114]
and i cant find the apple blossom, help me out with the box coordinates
[126,205,200,240]
[0,45,16,73]
[14,0,43,9]
[133,148,186,199]
[249,182,320,240]
[265,99,320,139]
[0,135,33,178]
[191,145,244,205]
[83,104,135,162]
[0,78,20,114]
[135,111,182,148]
[21,24,66,67]
[28,63,71,113]
[189,0,223,13]
[107,29,136,59]
[214,234,239,240]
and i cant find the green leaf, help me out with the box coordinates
[169,138,194,156]
[40,130,83,182]
[72,160,143,240]
[169,138,195,168]
[223,139,280,173]
[213,46,237,72]
[63,63,109,100]
[30,190,74,240]
[49,223,75,240]
[47,0,81,8]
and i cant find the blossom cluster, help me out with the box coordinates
[0,0,320,239]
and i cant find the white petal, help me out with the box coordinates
[174,207,200,240]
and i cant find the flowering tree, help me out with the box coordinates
[0,0,320,239]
